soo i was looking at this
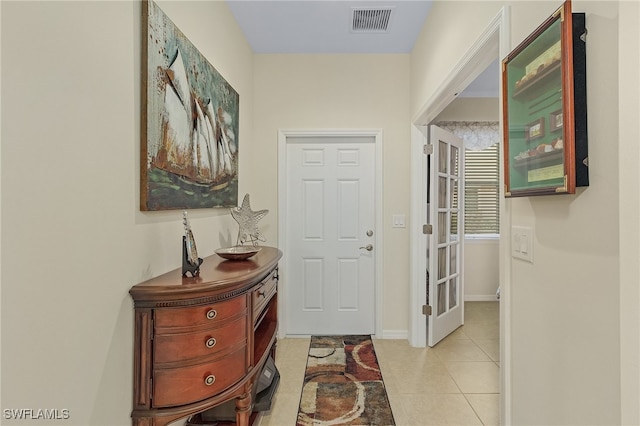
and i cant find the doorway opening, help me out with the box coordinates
[409,6,511,424]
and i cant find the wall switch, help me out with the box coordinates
[392,214,406,228]
[511,226,533,263]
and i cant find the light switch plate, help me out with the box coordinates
[392,214,406,228]
[512,226,533,263]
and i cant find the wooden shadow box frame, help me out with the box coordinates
[502,0,588,197]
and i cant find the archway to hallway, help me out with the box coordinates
[408,6,511,424]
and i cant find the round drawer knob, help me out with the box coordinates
[204,375,216,386]
[206,309,217,320]
[205,337,217,348]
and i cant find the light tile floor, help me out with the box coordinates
[259,301,499,426]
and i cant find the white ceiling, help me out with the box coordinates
[226,0,433,54]
[458,59,499,98]
[226,0,498,97]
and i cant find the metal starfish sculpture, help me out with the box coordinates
[230,194,269,246]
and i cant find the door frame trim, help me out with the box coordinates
[277,128,384,338]
[408,6,511,425]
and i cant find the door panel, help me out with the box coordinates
[287,137,375,335]
[303,259,323,310]
[428,125,465,347]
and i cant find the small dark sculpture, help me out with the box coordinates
[182,236,203,277]
[182,211,203,277]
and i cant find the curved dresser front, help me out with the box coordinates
[129,246,282,426]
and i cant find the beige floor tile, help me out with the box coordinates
[258,391,301,426]
[465,393,500,426]
[432,338,492,362]
[446,325,472,340]
[465,301,498,313]
[445,361,500,394]
[276,359,307,394]
[385,360,461,394]
[474,339,500,362]
[385,352,449,379]
[263,303,500,425]
[400,394,483,425]
[378,344,441,371]
[459,321,500,340]
[387,391,410,426]
[274,337,310,361]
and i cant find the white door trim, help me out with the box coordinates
[278,129,384,339]
[409,6,511,425]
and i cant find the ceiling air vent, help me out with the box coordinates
[351,7,393,33]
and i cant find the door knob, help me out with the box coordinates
[359,244,373,251]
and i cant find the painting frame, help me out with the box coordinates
[140,0,239,211]
[549,109,563,131]
[525,117,545,141]
[501,0,588,197]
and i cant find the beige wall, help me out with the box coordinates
[464,239,500,300]
[1,1,638,425]
[436,97,499,122]
[1,1,253,424]
[618,1,640,424]
[253,54,412,335]
[412,1,638,424]
[411,2,502,118]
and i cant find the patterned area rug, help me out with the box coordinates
[296,335,395,426]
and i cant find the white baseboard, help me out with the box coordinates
[465,294,499,302]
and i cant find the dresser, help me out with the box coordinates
[129,246,282,426]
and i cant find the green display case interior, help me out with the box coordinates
[502,0,588,197]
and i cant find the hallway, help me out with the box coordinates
[261,301,500,425]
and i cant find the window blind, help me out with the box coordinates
[464,143,500,235]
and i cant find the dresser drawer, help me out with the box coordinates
[152,346,246,408]
[154,316,247,364]
[155,296,247,333]
[253,271,277,317]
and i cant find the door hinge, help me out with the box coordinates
[422,305,432,316]
[423,144,433,155]
[423,224,433,234]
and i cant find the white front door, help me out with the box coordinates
[427,125,465,346]
[285,136,376,335]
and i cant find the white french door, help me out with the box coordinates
[284,135,376,335]
[427,125,465,346]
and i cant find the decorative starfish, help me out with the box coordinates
[230,194,269,246]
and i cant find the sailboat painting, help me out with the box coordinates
[141,1,239,210]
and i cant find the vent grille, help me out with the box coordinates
[351,8,393,32]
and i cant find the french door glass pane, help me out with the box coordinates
[438,282,446,315]
[450,145,459,176]
[438,213,447,244]
[438,177,447,208]
[449,277,458,309]
[439,141,448,173]
[450,243,457,274]
[438,247,447,280]
[450,211,458,236]
[451,179,458,209]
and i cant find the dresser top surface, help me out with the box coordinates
[129,246,282,302]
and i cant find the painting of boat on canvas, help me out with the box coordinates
[141,1,239,210]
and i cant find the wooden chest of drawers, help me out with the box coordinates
[129,247,281,426]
